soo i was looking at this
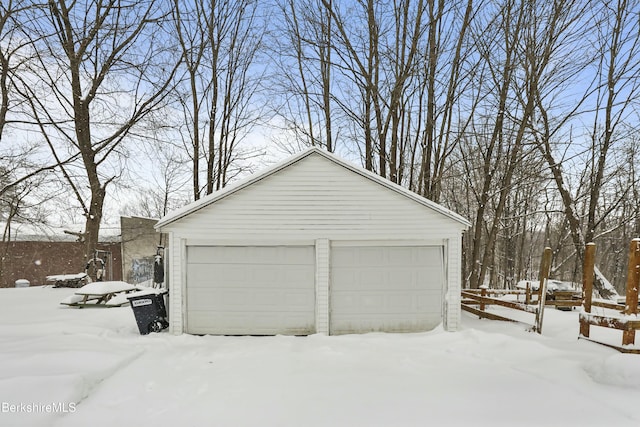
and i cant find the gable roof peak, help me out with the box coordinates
[155,147,470,229]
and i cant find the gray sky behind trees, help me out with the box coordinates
[1,0,639,290]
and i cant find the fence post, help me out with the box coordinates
[533,247,552,334]
[480,285,487,314]
[526,282,531,305]
[622,239,640,346]
[580,243,596,338]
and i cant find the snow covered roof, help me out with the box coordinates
[156,147,471,229]
[0,221,121,243]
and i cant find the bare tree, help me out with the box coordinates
[0,1,71,208]
[120,151,190,220]
[18,0,179,277]
[270,0,336,152]
[532,0,640,295]
[319,0,427,180]
[464,0,528,289]
[171,0,265,199]
[3,0,638,293]
[172,0,207,201]
[0,0,31,140]
[0,168,56,286]
[460,0,590,288]
[117,118,191,220]
[414,0,477,202]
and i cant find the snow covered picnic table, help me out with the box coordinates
[46,272,89,288]
[60,281,141,307]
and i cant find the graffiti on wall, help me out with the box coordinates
[129,257,154,284]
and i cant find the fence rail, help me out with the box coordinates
[461,290,539,314]
[579,239,640,353]
[461,248,552,333]
[462,240,640,353]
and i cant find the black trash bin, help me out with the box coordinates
[127,290,169,335]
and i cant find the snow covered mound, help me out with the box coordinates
[0,287,638,427]
[586,353,640,388]
[593,266,620,300]
[516,279,578,292]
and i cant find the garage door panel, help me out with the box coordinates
[330,246,443,334]
[331,290,437,313]
[331,314,434,334]
[332,269,434,291]
[188,263,312,289]
[186,246,315,335]
[187,311,314,335]
[332,246,441,268]
[417,290,443,306]
[188,287,314,311]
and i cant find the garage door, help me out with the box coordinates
[330,246,444,334]
[186,246,315,335]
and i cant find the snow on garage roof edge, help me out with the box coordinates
[155,147,471,230]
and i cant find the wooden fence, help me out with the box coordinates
[461,247,553,333]
[579,239,640,353]
[462,239,640,353]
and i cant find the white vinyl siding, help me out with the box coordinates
[160,151,467,334]
[162,155,464,241]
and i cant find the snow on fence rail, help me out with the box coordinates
[579,239,640,354]
[461,288,538,320]
[461,247,553,333]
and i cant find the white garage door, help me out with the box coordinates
[186,246,315,335]
[330,246,444,334]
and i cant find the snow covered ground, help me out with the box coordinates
[1,287,639,427]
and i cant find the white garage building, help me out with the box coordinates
[155,148,469,335]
